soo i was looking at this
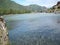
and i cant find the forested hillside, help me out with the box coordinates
[0,0,31,15]
[0,0,47,15]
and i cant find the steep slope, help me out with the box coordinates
[0,0,30,15]
[0,0,47,15]
[47,1,60,13]
[0,0,25,10]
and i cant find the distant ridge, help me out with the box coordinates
[0,0,31,15]
[25,4,47,12]
[0,0,47,15]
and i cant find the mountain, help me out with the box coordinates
[0,0,25,10]
[0,0,47,15]
[0,0,31,15]
[25,4,47,12]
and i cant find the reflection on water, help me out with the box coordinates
[4,13,60,45]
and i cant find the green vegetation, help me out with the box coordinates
[0,0,60,15]
[0,0,47,15]
[1,0,60,14]
[25,4,47,12]
[0,0,31,15]
[0,8,31,15]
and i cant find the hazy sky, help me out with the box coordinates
[12,0,60,8]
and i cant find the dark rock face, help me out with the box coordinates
[0,16,9,45]
[57,1,60,9]
[53,1,60,9]
[57,1,60,5]
[47,1,60,13]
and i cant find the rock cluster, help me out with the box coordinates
[0,16,9,45]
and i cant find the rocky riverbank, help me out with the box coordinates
[0,16,10,45]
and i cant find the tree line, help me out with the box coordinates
[0,8,31,15]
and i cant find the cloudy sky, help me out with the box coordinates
[12,0,60,8]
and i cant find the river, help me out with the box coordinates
[4,13,60,45]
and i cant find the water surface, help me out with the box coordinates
[4,13,60,45]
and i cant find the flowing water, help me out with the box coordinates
[4,13,60,45]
